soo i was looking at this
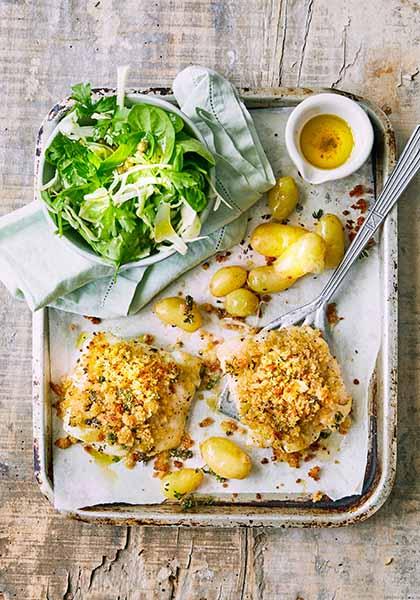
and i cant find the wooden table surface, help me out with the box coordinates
[1,1,419,599]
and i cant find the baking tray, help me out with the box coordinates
[32,87,397,527]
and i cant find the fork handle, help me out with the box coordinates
[318,125,420,304]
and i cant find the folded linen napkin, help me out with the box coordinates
[0,66,275,318]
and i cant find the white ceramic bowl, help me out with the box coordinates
[285,93,374,185]
[38,92,215,270]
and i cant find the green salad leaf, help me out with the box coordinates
[41,78,216,267]
[128,104,176,163]
[175,133,215,166]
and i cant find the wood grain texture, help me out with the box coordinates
[0,1,419,599]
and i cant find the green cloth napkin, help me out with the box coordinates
[0,66,275,318]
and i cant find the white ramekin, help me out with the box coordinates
[285,92,374,185]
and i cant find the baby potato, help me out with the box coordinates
[268,176,299,220]
[200,437,252,480]
[161,468,204,499]
[248,265,295,294]
[154,296,202,332]
[315,213,345,269]
[274,232,326,279]
[210,266,248,297]
[250,223,307,257]
[224,288,259,317]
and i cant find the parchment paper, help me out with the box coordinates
[50,108,380,510]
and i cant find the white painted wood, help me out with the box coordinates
[0,1,419,598]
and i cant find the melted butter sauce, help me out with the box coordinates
[300,114,354,169]
[84,445,121,467]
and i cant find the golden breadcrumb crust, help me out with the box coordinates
[224,327,351,464]
[56,333,200,466]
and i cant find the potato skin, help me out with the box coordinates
[250,223,307,257]
[210,266,248,297]
[248,265,295,294]
[161,468,204,499]
[315,213,345,269]
[273,232,326,279]
[200,437,252,480]
[268,176,299,220]
[154,296,202,332]
[224,288,259,317]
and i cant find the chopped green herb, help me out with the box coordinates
[202,466,227,483]
[312,209,324,219]
[334,411,343,424]
[183,295,195,323]
[107,432,117,444]
[169,448,193,460]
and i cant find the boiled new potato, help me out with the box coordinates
[161,468,204,499]
[248,265,295,294]
[210,266,248,297]
[250,223,307,257]
[274,232,326,279]
[268,176,299,220]
[200,437,252,480]
[315,213,345,269]
[154,296,202,332]
[224,288,259,317]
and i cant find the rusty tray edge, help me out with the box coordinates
[32,86,397,527]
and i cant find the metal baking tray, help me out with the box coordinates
[32,87,397,527]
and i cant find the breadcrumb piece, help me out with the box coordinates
[326,303,343,326]
[220,420,246,437]
[199,417,215,428]
[54,435,77,449]
[308,466,321,481]
[181,432,194,449]
[154,451,170,474]
[311,490,323,503]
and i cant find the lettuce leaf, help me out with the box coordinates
[128,104,175,163]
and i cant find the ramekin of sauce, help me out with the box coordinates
[285,93,374,184]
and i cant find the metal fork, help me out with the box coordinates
[219,125,420,419]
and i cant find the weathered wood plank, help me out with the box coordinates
[0,1,419,599]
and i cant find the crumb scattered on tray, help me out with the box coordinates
[312,490,324,503]
[83,315,102,324]
[54,435,77,449]
[351,198,369,213]
[349,184,371,198]
[220,420,246,437]
[199,417,215,428]
[215,251,231,263]
[308,466,321,481]
[326,302,344,326]
[154,451,170,477]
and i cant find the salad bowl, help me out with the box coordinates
[37,90,216,271]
